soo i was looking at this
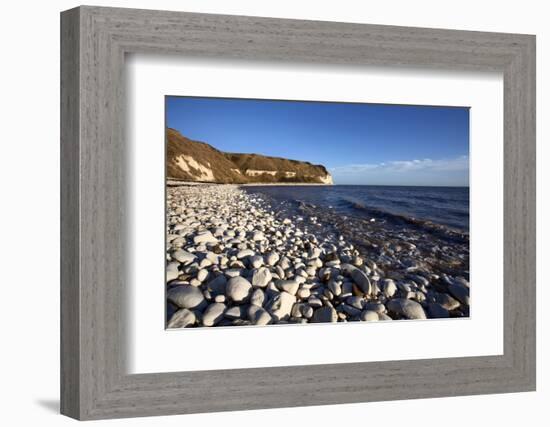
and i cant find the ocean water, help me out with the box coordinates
[243,185,470,232]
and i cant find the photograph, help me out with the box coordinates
[165,96,470,328]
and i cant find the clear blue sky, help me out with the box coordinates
[166,96,469,186]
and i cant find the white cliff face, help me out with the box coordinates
[319,173,334,184]
[175,155,215,182]
[243,170,332,183]
[245,169,277,176]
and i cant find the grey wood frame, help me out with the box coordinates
[60,5,536,420]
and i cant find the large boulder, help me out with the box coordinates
[312,306,338,323]
[167,308,196,328]
[386,298,427,320]
[226,276,252,303]
[167,285,205,310]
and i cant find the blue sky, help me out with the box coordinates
[166,96,469,186]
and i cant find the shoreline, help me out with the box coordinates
[167,179,333,187]
[166,184,470,328]
[166,179,470,189]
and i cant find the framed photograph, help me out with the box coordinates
[61,6,536,420]
[164,96,471,328]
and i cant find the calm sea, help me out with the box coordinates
[243,185,470,232]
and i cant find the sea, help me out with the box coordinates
[242,185,470,233]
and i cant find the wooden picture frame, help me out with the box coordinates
[60,5,536,420]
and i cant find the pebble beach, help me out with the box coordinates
[166,184,470,328]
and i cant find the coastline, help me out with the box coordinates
[166,183,470,328]
[166,179,333,187]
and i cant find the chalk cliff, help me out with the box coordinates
[167,128,333,184]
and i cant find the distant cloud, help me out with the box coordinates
[329,155,469,175]
[329,155,469,186]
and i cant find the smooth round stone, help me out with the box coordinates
[386,298,427,320]
[167,285,205,310]
[300,304,314,319]
[214,295,226,303]
[193,231,217,244]
[291,303,303,318]
[361,310,379,321]
[296,287,311,299]
[172,249,196,264]
[267,291,296,321]
[196,269,208,282]
[167,308,196,328]
[250,288,265,307]
[351,269,372,294]
[166,264,180,282]
[435,293,461,310]
[202,303,226,326]
[252,308,272,325]
[448,283,470,306]
[249,255,264,269]
[427,303,450,318]
[251,267,272,288]
[265,252,280,266]
[252,231,265,241]
[276,279,299,295]
[381,279,397,298]
[237,249,255,259]
[312,306,338,323]
[226,276,252,303]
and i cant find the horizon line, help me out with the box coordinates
[331,183,469,187]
